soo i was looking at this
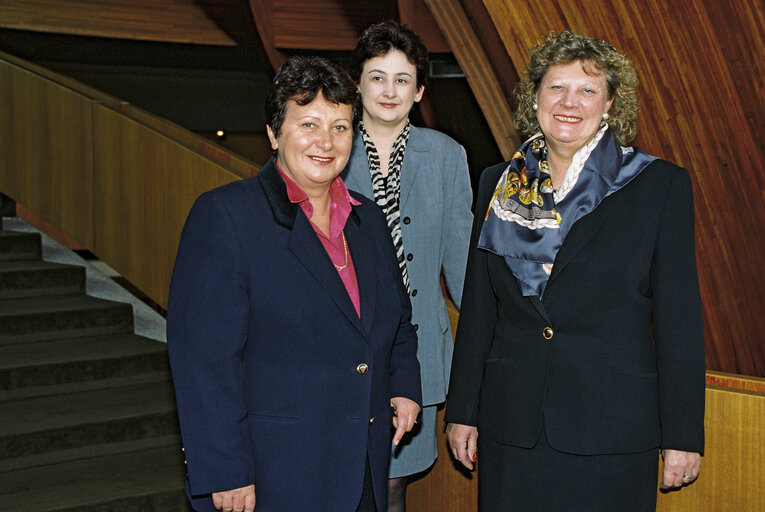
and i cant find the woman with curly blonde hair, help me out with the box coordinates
[445,31,704,511]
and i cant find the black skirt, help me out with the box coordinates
[478,424,658,512]
[356,455,377,512]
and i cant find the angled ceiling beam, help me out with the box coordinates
[423,0,520,159]
[397,0,451,53]
[248,0,287,72]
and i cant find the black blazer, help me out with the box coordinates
[445,158,705,455]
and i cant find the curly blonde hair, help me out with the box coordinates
[513,31,639,145]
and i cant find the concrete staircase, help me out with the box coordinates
[0,227,191,511]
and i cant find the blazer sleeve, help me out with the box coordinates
[441,143,474,309]
[166,191,255,496]
[444,164,505,426]
[651,166,706,453]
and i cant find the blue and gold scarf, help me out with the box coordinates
[478,125,657,297]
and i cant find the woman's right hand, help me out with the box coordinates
[446,423,479,470]
[212,484,255,512]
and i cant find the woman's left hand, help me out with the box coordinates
[661,449,701,489]
[390,397,421,446]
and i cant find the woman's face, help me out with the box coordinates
[267,91,353,195]
[358,50,424,129]
[536,60,613,152]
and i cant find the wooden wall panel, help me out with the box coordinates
[407,405,478,511]
[479,0,765,377]
[93,106,243,308]
[0,0,236,45]
[407,301,479,511]
[0,60,94,247]
[0,49,259,310]
[655,377,765,512]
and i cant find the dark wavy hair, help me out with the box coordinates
[265,56,359,137]
[350,20,429,88]
[513,31,640,145]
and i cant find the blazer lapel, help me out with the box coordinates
[259,158,367,335]
[547,196,616,288]
[529,296,552,324]
[288,213,366,336]
[344,214,377,337]
[344,135,375,197]
[399,127,426,209]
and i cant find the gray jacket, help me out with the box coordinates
[342,125,473,406]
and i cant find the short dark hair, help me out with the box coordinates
[350,21,428,88]
[265,56,358,137]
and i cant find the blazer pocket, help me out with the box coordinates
[477,358,545,447]
[251,412,301,423]
[598,370,661,449]
[478,358,522,415]
[437,305,450,335]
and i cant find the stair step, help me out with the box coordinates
[0,378,179,459]
[0,231,41,261]
[0,294,133,344]
[0,440,191,511]
[0,225,184,510]
[0,370,173,403]
[0,433,180,473]
[0,333,169,391]
[0,260,86,299]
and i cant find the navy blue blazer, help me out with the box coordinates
[167,159,422,511]
[445,158,705,455]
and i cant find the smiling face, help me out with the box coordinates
[358,50,425,131]
[266,91,353,196]
[536,60,614,153]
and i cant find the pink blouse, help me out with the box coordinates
[278,166,362,317]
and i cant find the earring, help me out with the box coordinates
[602,112,609,120]
[533,103,538,111]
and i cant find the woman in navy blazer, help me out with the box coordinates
[167,56,421,512]
[341,22,473,511]
[445,32,705,511]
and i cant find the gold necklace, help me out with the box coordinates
[334,231,348,270]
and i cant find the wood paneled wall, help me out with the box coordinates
[0,50,259,308]
[92,107,246,307]
[470,0,765,378]
[656,375,765,512]
[0,61,95,248]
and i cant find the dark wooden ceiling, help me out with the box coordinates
[0,0,240,45]
[0,0,450,56]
